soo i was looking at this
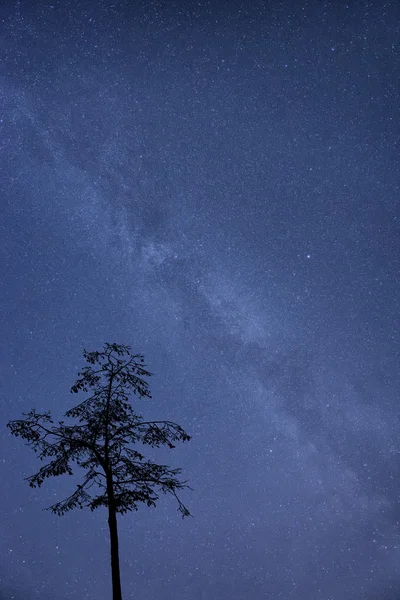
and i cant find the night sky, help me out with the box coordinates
[1,1,400,599]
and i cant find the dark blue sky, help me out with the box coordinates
[1,1,399,599]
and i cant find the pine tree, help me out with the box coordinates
[7,343,191,600]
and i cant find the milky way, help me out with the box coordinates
[1,2,399,599]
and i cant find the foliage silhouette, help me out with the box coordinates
[7,343,191,600]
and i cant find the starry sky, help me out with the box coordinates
[1,1,399,598]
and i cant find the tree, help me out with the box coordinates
[7,343,191,600]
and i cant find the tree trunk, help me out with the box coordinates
[104,370,122,600]
[108,501,122,600]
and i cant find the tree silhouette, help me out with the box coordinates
[7,343,191,600]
